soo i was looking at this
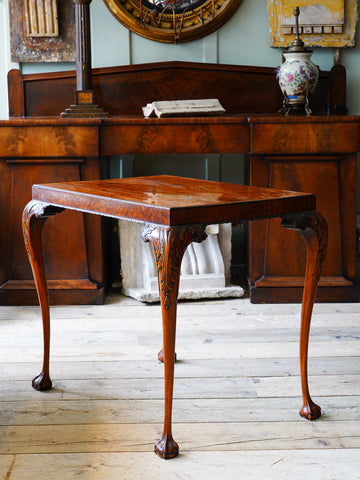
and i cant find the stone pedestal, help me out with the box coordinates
[119,221,243,302]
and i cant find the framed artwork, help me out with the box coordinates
[267,0,358,48]
[9,0,75,62]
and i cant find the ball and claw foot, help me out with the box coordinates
[32,372,52,391]
[300,401,321,420]
[155,435,179,459]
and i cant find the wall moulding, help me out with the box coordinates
[267,0,358,48]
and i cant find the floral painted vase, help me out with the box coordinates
[278,50,319,115]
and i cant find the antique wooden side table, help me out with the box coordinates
[22,175,328,459]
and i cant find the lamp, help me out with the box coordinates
[277,7,319,115]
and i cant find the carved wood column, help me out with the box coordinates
[61,0,107,117]
[75,0,92,92]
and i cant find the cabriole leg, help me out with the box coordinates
[22,200,64,391]
[282,211,328,420]
[142,223,206,459]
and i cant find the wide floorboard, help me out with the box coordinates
[0,293,359,479]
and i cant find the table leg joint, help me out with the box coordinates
[142,224,207,309]
[281,211,328,269]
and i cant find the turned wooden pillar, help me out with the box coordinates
[61,0,107,117]
[75,0,92,92]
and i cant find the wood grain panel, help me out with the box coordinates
[251,121,360,155]
[0,148,106,305]
[248,154,358,302]
[7,62,345,117]
[101,122,250,155]
[31,175,316,226]
[0,126,99,157]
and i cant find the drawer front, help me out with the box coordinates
[0,126,99,157]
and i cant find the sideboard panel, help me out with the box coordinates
[8,159,89,280]
[101,122,250,155]
[0,125,100,157]
[0,124,106,305]
[8,62,346,117]
[248,154,358,302]
[251,122,360,155]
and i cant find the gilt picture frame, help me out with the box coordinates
[103,0,243,43]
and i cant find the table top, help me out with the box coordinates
[32,175,316,226]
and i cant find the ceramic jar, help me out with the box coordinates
[278,50,319,114]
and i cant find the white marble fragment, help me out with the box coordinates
[118,221,243,303]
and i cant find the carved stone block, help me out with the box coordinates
[119,221,243,302]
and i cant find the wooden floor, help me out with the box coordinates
[0,291,359,479]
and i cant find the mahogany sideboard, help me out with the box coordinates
[1,61,358,304]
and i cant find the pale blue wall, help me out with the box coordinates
[0,0,17,117]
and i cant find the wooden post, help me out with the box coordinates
[61,0,107,117]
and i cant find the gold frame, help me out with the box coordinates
[103,0,243,43]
